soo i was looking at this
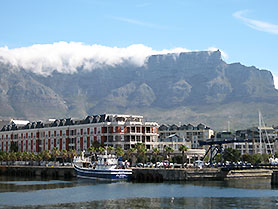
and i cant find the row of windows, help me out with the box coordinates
[0,126,158,139]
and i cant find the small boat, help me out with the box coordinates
[74,152,132,181]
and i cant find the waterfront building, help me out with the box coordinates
[158,123,214,149]
[158,133,191,151]
[216,127,278,155]
[0,114,159,153]
[156,133,206,162]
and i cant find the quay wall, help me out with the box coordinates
[271,170,278,185]
[0,166,273,181]
[132,168,272,182]
[0,165,76,178]
[225,169,272,179]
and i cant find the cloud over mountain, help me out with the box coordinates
[233,10,278,35]
[0,47,277,130]
[0,42,224,76]
[273,73,278,89]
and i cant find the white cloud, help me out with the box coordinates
[233,10,278,34]
[273,73,278,89]
[0,42,226,76]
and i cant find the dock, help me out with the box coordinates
[0,165,273,181]
[0,165,76,178]
[132,167,272,182]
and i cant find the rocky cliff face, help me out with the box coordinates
[0,50,277,130]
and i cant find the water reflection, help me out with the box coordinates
[2,197,278,209]
[0,177,278,208]
[0,176,74,193]
[184,178,272,190]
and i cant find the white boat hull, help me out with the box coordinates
[74,165,132,181]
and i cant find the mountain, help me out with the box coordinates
[0,50,277,130]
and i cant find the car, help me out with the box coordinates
[156,162,162,168]
[146,162,153,168]
[136,163,143,167]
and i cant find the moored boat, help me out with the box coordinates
[74,152,132,181]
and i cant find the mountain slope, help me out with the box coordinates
[0,50,277,130]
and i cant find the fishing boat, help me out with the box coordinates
[74,151,132,181]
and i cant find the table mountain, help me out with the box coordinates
[0,50,277,130]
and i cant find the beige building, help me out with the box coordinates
[159,123,214,149]
[0,114,159,153]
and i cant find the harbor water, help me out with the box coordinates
[0,176,278,208]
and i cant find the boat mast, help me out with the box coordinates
[260,112,273,156]
[259,111,262,154]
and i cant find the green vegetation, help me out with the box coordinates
[0,144,274,167]
[223,148,241,163]
[179,145,188,168]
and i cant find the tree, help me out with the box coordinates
[0,153,4,165]
[88,146,97,161]
[52,147,60,165]
[9,152,17,164]
[223,148,241,163]
[87,146,94,155]
[215,153,221,163]
[3,153,10,164]
[91,147,98,162]
[43,150,51,165]
[98,147,105,154]
[107,146,114,154]
[23,152,29,165]
[36,152,43,165]
[68,149,77,165]
[29,152,36,165]
[252,154,263,165]
[61,149,68,165]
[179,145,188,168]
[124,148,132,162]
[242,153,252,163]
[16,152,23,162]
[152,147,160,163]
[164,146,174,163]
[115,146,124,158]
[261,153,271,164]
[136,143,147,165]
[92,140,100,149]
[127,147,137,166]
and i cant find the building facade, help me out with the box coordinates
[158,123,214,149]
[0,114,159,153]
[216,127,278,155]
[157,133,192,151]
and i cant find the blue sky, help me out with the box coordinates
[0,0,277,81]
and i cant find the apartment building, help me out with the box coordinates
[0,114,159,153]
[158,123,214,149]
[218,127,278,155]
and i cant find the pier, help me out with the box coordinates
[0,165,274,182]
[0,165,76,178]
[132,167,272,182]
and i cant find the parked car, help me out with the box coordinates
[146,162,153,168]
[136,163,143,167]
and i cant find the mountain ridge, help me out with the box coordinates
[0,50,277,130]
